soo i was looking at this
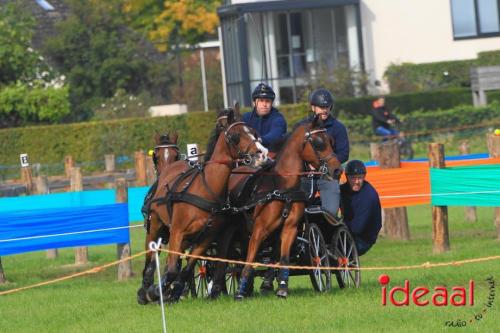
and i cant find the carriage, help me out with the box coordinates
[137,107,361,304]
[188,180,361,299]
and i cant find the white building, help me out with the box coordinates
[217,0,500,106]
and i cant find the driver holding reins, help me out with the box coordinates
[299,88,349,220]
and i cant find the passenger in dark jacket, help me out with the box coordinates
[298,88,349,219]
[340,160,382,255]
[242,83,287,149]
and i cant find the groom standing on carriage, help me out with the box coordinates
[299,88,350,220]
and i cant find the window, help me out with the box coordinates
[451,0,500,38]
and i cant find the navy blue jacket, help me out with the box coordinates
[298,115,349,163]
[340,180,382,245]
[242,107,287,148]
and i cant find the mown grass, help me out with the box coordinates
[1,205,499,333]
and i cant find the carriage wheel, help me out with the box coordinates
[331,226,360,288]
[307,223,331,292]
[224,261,241,297]
[190,259,212,298]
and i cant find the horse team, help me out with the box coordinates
[137,104,341,304]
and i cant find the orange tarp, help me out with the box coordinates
[340,157,500,208]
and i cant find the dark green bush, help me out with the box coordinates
[385,50,500,93]
[1,103,499,169]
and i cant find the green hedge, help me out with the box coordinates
[385,50,500,93]
[275,88,474,120]
[2,102,499,168]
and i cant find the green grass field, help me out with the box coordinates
[1,205,499,333]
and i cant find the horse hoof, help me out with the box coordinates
[209,284,222,300]
[146,285,160,303]
[137,287,149,305]
[276,288,288,298]
[260,280,274,294]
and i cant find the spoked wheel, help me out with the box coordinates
[331,226,360,288]
[224,261,241,297]
[190,259,212,298]
[307,223,331,292]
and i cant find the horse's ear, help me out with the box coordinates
[170,132,179,144]
[227,108,235,124]
[311,114,320,128]
[233,102,241,119]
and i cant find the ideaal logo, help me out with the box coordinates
[378,274,474,306]
[378,274,495,328]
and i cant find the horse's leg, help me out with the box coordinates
[210,223,237,299]
[236,207,282,300]
[137,211,163,305]
[276,204,303,298]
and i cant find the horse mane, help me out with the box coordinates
[203,127,221,162]
[273,122,309,163]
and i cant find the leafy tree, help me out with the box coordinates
[123,0,221,51]
[0,1,69,128]
[44,0,172,121]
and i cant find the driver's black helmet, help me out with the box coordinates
[309,88,335,110]
[252,83,275,101]
[344,160,367,176]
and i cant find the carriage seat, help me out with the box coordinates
[305,205,343,226]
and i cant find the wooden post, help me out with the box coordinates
[71,167,88,265]
[21,166,34,195]
[35,175,59,259]
[0,257,6,284]
[64,155,74,178]
[458,141,477,222]
[375,141,410,240]
[370,142,379,161]
[486,133,500,239]
[104,154,115,172]
[116,178,132,280]
[146,156,155,185]
[429,143,450,253]
[134,151,147,186]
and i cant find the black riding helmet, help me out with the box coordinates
[344,160,367,176]
[309,88,335,111]
[252,83,275,101]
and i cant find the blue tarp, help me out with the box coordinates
[0,187,150,222]
[0,203,129,256]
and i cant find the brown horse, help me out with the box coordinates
[137,107,268,304]
[229,115,341,299]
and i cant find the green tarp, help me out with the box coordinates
[430,164,500,206]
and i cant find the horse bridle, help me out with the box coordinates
[304,128,338,177]
[152,143,180,170]
[217,116,262,166]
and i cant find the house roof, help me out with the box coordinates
[218,0,359,17]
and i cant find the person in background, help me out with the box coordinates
[371,96,401,138]
[340,160,382,255]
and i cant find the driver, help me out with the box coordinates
[242,83,287,151]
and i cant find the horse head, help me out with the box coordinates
[299,115,341,178]
[153,131,180,173]
[215,103,268,168]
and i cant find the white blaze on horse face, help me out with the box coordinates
[243,125,268,165]
[163,149,169,161]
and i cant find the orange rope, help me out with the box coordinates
[2,248,500,297]
[0,250,149,296]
